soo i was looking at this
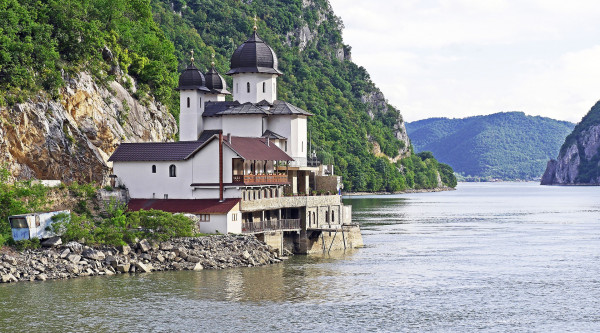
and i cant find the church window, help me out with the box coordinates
[187,97,190,108]
[263,82,266,93]
[169,164,176,177]
[152,165,156,173]
[247,82,250,93]
[332,211,335,222]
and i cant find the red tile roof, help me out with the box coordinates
[225,136,293,161]
[127,198,240,215]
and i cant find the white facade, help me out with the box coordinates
[114,160,194,199]
[195,209,242,234]
[221,115,264,137]
[267,115,308,165]
[179,90,205,141]
[114,140,245,200]
[232,73,277,104]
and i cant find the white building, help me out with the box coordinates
[109,27,349,245]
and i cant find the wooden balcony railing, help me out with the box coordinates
[232,174,288,185]
[241,219,301,233]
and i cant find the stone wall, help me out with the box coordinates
[314,175,341,193]
[240,194,342,212]
[297,225,363,254]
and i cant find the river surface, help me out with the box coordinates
[1,182,599,332]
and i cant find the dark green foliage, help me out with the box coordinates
[0,168,51,246]
[51,199,194,246]
[0,0,178,110]
[127,209,195,242]
[406,112,576,180]
[12,237,41,251]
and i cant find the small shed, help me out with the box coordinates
[9,210,70,241]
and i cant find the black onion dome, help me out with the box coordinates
[226,32,282,75]
[175,63,210,91]
[204,66,231,94]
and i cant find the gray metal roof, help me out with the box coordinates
[269,100,313,116]
[204,66,230,95]
[262,130,287,140]
[175,63,210,91]
[227,32,282,76]
[203,101,271,117]
[108,134,218,162]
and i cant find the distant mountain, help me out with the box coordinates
[541,101,600,185]
[406,112,575,180]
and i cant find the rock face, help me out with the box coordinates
[362,91,411,159]
[542,102,600,185]
[0,72,177,184]
[0,235,284,284]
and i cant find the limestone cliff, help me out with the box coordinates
[0,73,177,184]
[541,101,600,185]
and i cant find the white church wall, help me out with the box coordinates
[232,73,277,104]
[267,115,307,165]
[203,117,222,131]
[221,115,264,137]
[179,90,204,141]
[267,116,292,153]
[114,160,194,199]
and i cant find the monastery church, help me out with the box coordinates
[109,25,360,252]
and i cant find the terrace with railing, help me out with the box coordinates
[232,174,288,185]
[241,219,301,233]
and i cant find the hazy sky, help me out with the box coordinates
[328,0,600,123]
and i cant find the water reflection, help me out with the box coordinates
[1,183,600,332]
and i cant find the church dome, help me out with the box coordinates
[205,66,231,94]
[176,63,210,91]
[226,31,282,76]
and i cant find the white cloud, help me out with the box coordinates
[329,0,600,122]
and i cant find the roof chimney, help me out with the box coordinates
[266,137,270,147]
[227,133,231,144]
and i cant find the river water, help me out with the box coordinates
[1,182,599,332]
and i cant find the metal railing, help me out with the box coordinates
[241,219,301,233]
[232,174,288,184]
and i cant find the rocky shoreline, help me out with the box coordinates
[0,235,285,284]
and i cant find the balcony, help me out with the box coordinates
[241,219,301,233]
[233,174,289,185]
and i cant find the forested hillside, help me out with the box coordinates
[407,112,575,180]
[0,0,456,191]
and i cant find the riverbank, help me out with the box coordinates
[0,235,285,284]
[344,186,455,196]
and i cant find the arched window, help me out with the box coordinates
[332,211,335,223]
[169,164,176,177]
[152,165,156,173]
[262,82,266,93]
[187,97,190,108]
[313,212,316,224]
[247,82,250,93]
[308,213,311,225]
